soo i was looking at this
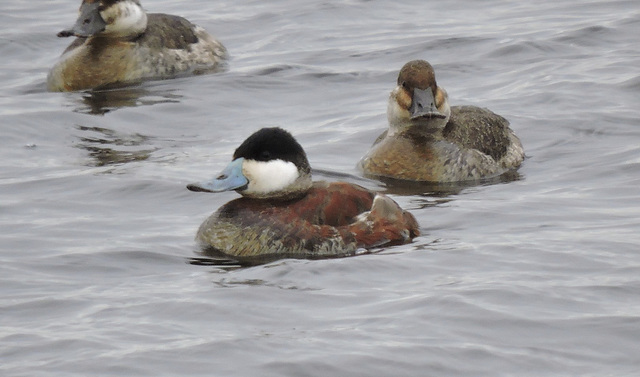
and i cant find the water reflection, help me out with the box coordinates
[313,167,521,197]
[375,170,523,197]
[188,256,243,269]
[74,125,156,167]
[188,248,379,269]
[73,86,182,115]
[312,168,380,188]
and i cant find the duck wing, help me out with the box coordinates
[443,105,512,161]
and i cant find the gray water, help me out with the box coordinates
[2,0,640,376]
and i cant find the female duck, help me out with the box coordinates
[187,127,419,264]
[360,60,524,182]
[47,0,227,92]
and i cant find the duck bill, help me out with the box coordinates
[187,158,249,193]
[57,2,107,38]
[409,88,446,120]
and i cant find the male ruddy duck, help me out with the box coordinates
[187,127,419,264]
[360,60,524,182]
[47,0,227,92]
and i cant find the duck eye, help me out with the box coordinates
[259,151,271,160]
[401,81,408,89]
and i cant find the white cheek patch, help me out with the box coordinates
[387,96,405,122]
[387,89,411,133]
[437,88,451,120]
[242,159,299,195]
[102,1,147,37]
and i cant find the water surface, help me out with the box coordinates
[2,0,640,376]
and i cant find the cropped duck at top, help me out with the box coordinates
[47,0,227,92]
[360,60,524,182]
[187,127,419,265]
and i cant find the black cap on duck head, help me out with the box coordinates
[397,60,437,94]
[233,127,311,172]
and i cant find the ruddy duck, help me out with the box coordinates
[187,127,419,264]
[47,0,227,92]
[360,60,524,182]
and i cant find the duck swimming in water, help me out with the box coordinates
[187,127,420,264]
[360,60,524,182]
[47,0,227,92]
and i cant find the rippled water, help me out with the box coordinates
[2,0,640,376]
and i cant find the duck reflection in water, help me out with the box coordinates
[75,125,155,167]
[73,86,182,115]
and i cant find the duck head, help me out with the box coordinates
[58,0,148,39]
[188,128,314,200]
[387,60,451,134]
